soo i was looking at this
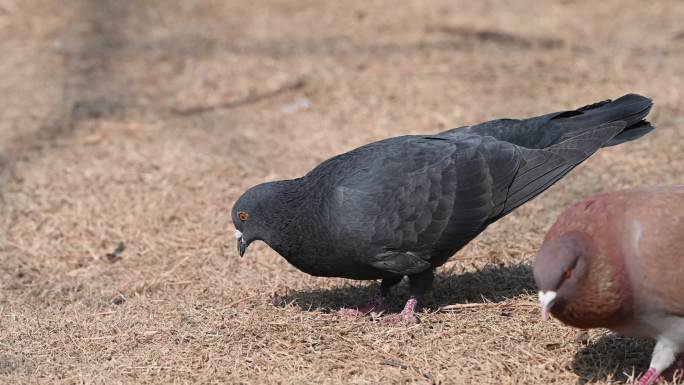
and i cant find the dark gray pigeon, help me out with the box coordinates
[232,94,654,323]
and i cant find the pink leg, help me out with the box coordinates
[380,297,419,325]
[338,295,387,317]
[380,270,431,325]
[638,368,659,385]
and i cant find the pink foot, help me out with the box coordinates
[338,296,386,317]
[381,298,419,325]
[638,368,659,385]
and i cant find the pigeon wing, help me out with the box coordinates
[327,136,519,273]
[325,122,624,276]
[499,121,625,216]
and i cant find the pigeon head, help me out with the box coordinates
[533,233,589,321]
[231,181,292,257]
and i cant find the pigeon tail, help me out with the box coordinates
[551,93,654,148]
[602,120,654,147]
[436,93,654,149]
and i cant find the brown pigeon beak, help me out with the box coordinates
[538,291,557,321]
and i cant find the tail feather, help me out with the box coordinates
[440,93,655,149]
[602,120,654,147]
[552,93,654,147]
[558,93,652,126]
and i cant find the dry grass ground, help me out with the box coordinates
[1,1,684,384]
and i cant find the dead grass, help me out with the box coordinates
[1,0,684,384]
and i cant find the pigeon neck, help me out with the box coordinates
[258,179,312,260]
[263,178,340,275]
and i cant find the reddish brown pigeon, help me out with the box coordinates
[534,186,684,385]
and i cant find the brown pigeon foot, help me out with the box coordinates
[381,298,419,325]
[338,295,387,317]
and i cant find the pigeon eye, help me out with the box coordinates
[238,211,248,221]
[563,267,573,280]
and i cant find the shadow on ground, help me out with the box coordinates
[273,263,535,312]
[571,333,652,384]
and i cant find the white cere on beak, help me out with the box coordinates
[538,291,557,321]
[235,229,243,239]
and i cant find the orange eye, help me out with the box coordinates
[238,211,248,221]
[563,268,572,280]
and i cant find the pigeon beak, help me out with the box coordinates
[538,291,557,321]
[235,229,248,257]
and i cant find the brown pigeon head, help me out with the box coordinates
[534,229,632,328]
[533,233,589,321]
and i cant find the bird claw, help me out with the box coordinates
[637,368,659,385]
[380,311,420,325]
[338,305,383,317]
[337,307,368,317]
[339,297,420,324]
[380,297,420,325]
[338,296,387,317]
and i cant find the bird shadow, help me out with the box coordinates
[570,333,653,384]
[272,262,536,312]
